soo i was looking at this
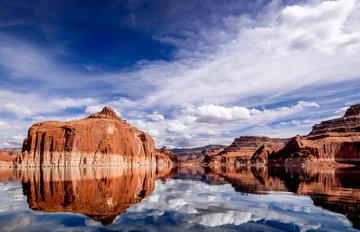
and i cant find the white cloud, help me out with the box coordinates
[50,97,95,109]
[194,104,251,123]
[85,105,103,114]
[146,112,165,121]
[122,179,352,230]
[279,0,360,53]
[0,103,32,117]
[197,211,251,227]
[191,101,319,124]
[0,121,10,129]
[166,121,187,134]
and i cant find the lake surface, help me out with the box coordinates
[0,165,359,231]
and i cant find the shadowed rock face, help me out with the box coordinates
[14,107,172,167]
[273,104,360,165]
[17,166,172,226]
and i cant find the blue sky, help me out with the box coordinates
[0,0,360,148]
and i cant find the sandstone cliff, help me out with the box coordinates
[14,107,172,167]
[208,136,287,166]
[272,104,360,165]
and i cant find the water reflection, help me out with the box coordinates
[0,165,359,231]
[16,167,172,226]
[196,165,360,230]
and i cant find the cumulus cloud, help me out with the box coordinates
[280,0,360,52]
[189,101,319,124]
[50,98,96,109]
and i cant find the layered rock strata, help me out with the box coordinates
[208,136,287,166]
[14,107,172,167]
[272,104,360,165]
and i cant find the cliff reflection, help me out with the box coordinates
[15,166,172,226]
[194,165,360,230]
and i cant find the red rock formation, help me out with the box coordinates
[208,136,287,166]
[172,145,226,165]
[17,166,172,226]
[158,146,179,163]
[273,104,360,165]
[14,107,172,167]
[0,150,16,167]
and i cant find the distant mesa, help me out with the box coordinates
[14,107,172,167]
[172,145,226,165]
[206,136,288,166]
[203,104,360,167]
[272,104,360,165]
[158,146,179,163]
[0,149,17,167]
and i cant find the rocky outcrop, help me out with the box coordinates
[158,146,179,163]
[0,150,16,167]
[17,166,172,226]
[272,104,360,165]
[172,145,226,165]
[208,136,287,166]
[14,107,172,167]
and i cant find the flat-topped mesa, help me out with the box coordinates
[208,136,288,166]
[309,104,360,138]
[14,107,172,167]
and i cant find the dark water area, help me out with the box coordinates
[0,165,359,231]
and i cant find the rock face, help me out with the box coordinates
[208,136,287,166]
[272,104,360,165]
[14,107,172,167]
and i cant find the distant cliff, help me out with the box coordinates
[207,136,288,166]
[272,104,360,165]
[205,104,360,166]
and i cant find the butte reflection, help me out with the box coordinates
[15,166,172,226]
[195,165,360,230]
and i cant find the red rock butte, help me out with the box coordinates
[275,104,360,165]
[14,107,172,167]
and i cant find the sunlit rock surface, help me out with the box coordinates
[207,136,287,166]
[273,104,360,165]
[14,107,172,167]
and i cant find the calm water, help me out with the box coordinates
[0,165,359,232]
